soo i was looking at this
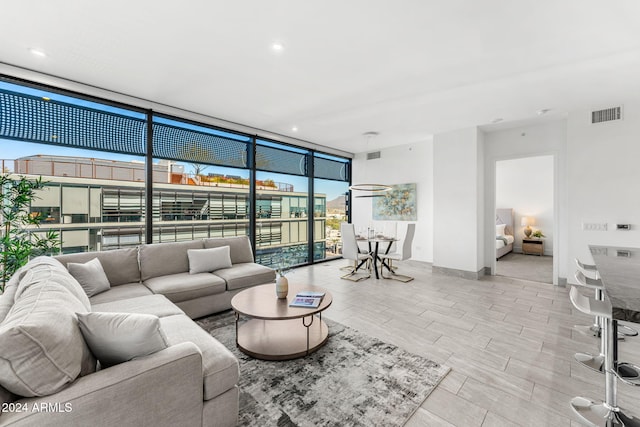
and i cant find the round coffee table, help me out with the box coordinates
[231,283,332,361]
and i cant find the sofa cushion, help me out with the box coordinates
[188,246,232,274]
[16,258,91,313]
[0,281,95,396]
[0,258,55,323]
[139,240,204,281]
[68,258,111,297]
[213,263,276,291]
[0,271,21,324]
[89,282,154,305]
[203,236,254,264]
[144,272,226,303]
[77,312,169,368]
[160,314,239,400]
[92,294,185,318]
[55,247,141,286]
[0,385,14,406]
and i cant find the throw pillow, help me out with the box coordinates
[67,258,111,297]
[187,246,232,274]
[496,224,507,237]
[77,312,169,368]
[0,282,94,396]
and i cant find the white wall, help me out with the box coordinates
[476,130,485,270]
[351,139,434,262]
[483,119,567,283]
[349,102,640,285]
[433,127,484,273]
[567,100,640,280]
[496,155,554,254]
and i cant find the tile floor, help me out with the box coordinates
[290,259,640,426]
[496,253,553,284]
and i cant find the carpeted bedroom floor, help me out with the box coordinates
[496,253,553,284]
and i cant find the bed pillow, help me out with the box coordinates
[187,246,232,274]
[77,312,169,368]
[68,258,111,297]
[496,224,507,237]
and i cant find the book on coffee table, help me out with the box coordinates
[289,291,325,308]
[295,291,325,298]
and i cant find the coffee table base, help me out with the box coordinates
[236,316,329,361]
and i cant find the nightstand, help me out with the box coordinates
[522,238,544,256]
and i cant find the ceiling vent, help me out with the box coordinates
[591,106,622,124]
[366,151,381,160]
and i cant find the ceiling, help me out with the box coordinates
[2,1,640,154]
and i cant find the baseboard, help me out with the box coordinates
[432,265,486,280]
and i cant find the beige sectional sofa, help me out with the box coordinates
[0,236,276,427]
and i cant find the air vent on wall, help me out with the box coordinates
[366,151,381,160]
[591,106,622,124]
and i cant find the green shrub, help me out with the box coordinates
[1,175,60,291]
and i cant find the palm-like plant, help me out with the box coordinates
[1,174,60,291]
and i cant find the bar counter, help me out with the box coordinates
[590,245,640,323]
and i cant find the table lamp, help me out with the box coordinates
[521,217,533,238]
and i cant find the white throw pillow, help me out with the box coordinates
[187,246,232,274]
[67,258,111,297]
[496,224,507,237]
[77,312,169,368]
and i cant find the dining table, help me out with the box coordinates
[356,235,397,279]
[572,245,640,426]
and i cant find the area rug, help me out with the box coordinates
[197,311,450,427]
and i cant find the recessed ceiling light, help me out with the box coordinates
[271,42,284,52]
[291,126,298,132]
[28,48,47,57]
[537,108,551,116]
[491,118,503,124]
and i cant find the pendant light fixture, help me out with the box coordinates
[349,131,392,197]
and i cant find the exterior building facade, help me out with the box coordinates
[14,155,328,266]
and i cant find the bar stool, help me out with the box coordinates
[573,272,606,372]
[569,285,640,427]
[575,259,638,338]
[575,258,600,279]
[573,260,604,338]
[573,272,639,375]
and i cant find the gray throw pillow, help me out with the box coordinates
[77,312,169,368]
[67,258,111,297]
[0,282,94,396]
[187,246,232,274]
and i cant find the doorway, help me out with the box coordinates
[494,155,554,284]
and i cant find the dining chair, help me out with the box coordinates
[378,223,415,282]
[340,223,372,282]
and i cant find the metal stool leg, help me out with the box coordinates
[571,319,640,426]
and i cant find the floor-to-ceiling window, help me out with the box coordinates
[313,153,350,260]
[0,76,351,267]
[0,79,147,253]
[151,115,251,243]
[255,140,310,267]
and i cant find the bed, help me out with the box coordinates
[496,208,515,260]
